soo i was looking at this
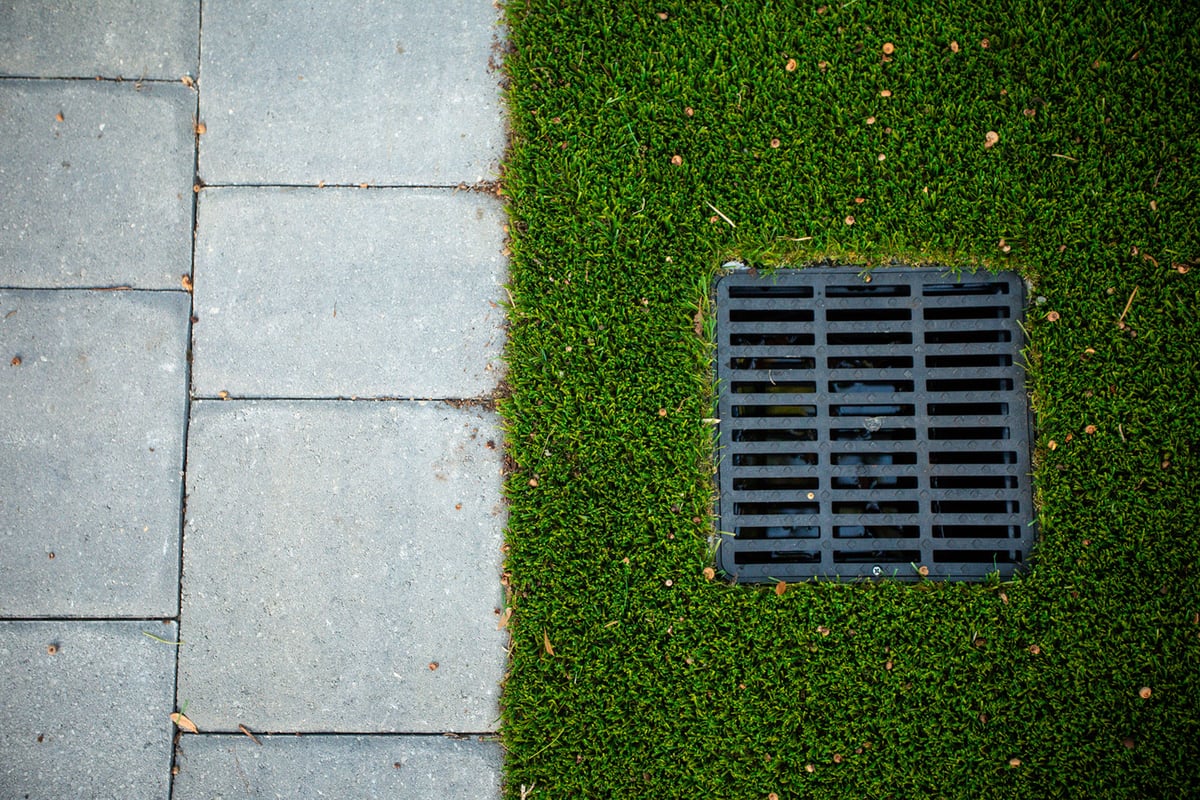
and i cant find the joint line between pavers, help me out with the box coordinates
[0,616,178,623]
[0,286,193,293]
[0,74,188,84]
[170,3,204,797]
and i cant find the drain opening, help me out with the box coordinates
[714,266,1035,582]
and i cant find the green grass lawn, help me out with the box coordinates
[496,1,1200,796]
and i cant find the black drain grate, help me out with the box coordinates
[715,266,1034,581]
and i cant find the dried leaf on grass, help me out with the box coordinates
[543,630,555,656]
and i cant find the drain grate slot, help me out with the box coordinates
[715,266,1034,581]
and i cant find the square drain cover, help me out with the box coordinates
[715,266,1034,581]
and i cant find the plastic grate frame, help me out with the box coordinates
[715,266,1034,582]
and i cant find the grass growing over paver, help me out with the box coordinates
[497,1,1200,796]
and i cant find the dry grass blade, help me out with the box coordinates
[1117,286,1138,327]
[705,201,736,227]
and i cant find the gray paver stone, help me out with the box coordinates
[0,1,198,79]
[198,0,504,184]
[179,400,506,732]
[0,290,189,617]
[0,81,196,288]
[174,734,501,799]
[0,621,177,799]
[192,187,505,399]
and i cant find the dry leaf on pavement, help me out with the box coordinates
[170,712,198,734]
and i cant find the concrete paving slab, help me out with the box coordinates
[192,188,505,399]
[0,80,196,289]
[198,0,504,185]
[179,400,505,732]
[0,621,177,799]
[175,734,501,799]
[0,290,189,617]
[0,1,198,80]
